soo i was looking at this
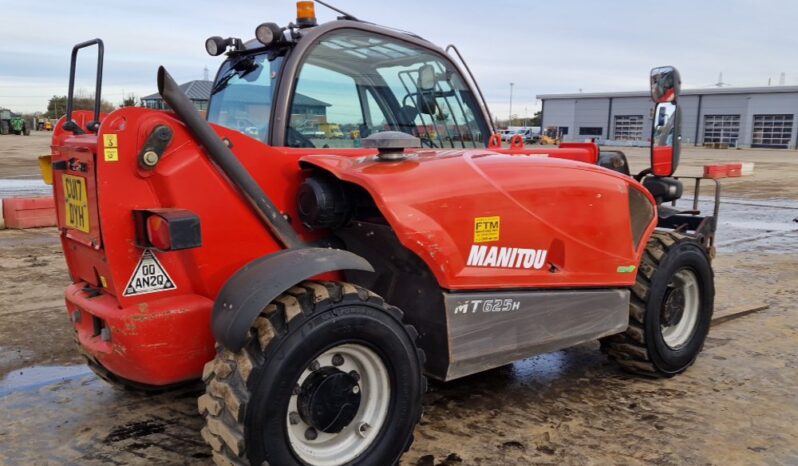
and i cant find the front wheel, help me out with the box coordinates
[199,281,426,466]
[605,231,714,376]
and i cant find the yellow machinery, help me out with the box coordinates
[540,126,562,145]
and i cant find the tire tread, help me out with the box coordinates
[605,231,689,377]
[200,280,426,465]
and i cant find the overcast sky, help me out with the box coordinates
[2,0,797,118]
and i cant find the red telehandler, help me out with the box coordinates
[44,3,719,464]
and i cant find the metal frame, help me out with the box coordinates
[445,44,495,135]
[65,38,104,134]
[661,176,721,251]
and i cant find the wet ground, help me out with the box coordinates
[1,133,798,464]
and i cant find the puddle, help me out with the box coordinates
[674,196,798,253]
[0,178,52,198]
[0,364,92,397]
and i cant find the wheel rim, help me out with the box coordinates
[286,343,391,466]
[660,268,701,349]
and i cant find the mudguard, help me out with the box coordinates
[212,248,373,351]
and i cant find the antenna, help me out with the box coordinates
[713,72,730,88]
[314,0,360,21]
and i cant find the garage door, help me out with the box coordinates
[614,115,644,141]
[752,114,793,149]
[703,115,740,147]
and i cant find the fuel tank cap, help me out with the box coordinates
[361,131,420,161]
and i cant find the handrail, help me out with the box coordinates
[65,38,104,134]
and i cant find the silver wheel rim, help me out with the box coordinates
[660,268,700,349]
[286,343,390,466]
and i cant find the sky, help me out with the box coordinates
[2,0,798,119]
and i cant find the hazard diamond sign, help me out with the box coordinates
[123,249,177,297]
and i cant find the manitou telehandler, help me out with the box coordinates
[45,2,719,464]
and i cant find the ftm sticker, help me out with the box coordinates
[103,134,119,162]
[474,216,500,243]
[123,249,176,296]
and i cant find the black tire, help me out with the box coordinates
[199,281,426,466]
[605,231,714,376]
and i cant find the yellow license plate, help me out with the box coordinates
[62,174,90,233]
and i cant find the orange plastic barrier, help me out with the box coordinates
[2,196,56,229]
[726,163,742,178]
[703,165,729,179]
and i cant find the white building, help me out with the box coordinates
[537,86,798,149]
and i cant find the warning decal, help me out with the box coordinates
[103,134,119,162]
[474,216,500,243]
[123,249,176,297]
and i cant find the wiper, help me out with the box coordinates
[211,57,258,95]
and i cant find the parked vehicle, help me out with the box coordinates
[540,126,563,145]
[523,127,541,143]
[9,116,30,136]
[498,128,513,141]
[502,127,526,141]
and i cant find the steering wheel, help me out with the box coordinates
[286,127,315,148]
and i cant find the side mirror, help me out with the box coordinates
[418,64,436,91]
[650,66,681,176]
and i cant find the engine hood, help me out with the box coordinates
[300,149,656,290]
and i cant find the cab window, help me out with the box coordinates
[208,53,283,142]
[287,30,487,149]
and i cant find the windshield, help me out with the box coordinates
[286,29,488,149]
[207,53,284,142]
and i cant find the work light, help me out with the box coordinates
[205,36,227,56]
[255,23,282,46]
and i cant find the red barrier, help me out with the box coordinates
[726,163,742,178]
[703,164,728,179]
[2,196,56,229]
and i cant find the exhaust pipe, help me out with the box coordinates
[157,66,302,249]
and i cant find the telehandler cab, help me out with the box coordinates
[46,2,719,464]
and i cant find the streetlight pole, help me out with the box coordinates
[508,82,514,128]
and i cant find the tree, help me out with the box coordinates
[495,110,542,129]
[45,93,115,119]
[121,94,138,107]
[530,110,542,127]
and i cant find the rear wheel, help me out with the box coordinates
[605,231,714,376]
[200,281,426,466]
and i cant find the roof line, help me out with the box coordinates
[537,85,798,100]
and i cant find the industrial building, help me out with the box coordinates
[142,80,213,112]
[537,86,798,149]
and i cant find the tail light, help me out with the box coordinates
[133,209,201,251]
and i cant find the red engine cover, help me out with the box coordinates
[302,149,657,290]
